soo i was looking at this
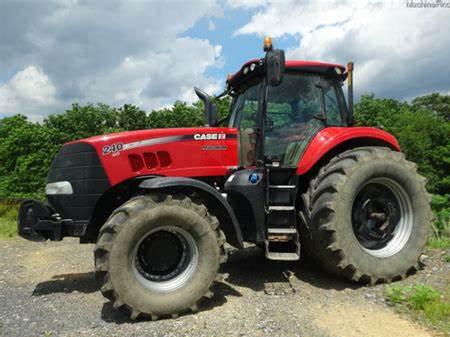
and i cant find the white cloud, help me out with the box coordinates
[85,37,223,109]
[226,0,269,9]
[0,0,223,118]
[230,0,450,99]
[0,66,60,120]
[208,20,216,31]
[233,0,350,37]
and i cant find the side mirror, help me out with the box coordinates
[194,87,218,127]
[265,49,285,86]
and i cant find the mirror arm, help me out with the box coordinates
[216,89,228,99]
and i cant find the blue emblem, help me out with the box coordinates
[249,173,260,184]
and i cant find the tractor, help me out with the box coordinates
[18,38,431,320]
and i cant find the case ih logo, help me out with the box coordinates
[193,133,226,141]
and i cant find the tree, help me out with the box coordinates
[0,115,57,197]
[116,104,149,131]
[394,109,450,194]
[147,101,204,128]
[354,94,450,194]
[411,93,450,120]
[0,93,448,198]
[44,103,120,143]
[354,94,410,128]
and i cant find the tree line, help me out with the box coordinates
[0,93,448,199]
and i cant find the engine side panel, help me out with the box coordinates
[296,127,400,175]
[72,127,239,186]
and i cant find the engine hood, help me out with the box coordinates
[65,126,239,186]
[68,127,217,147]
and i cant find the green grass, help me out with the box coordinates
[0,202,18,239]
[428,237,450,249]
[386,283,450,334]
[428,194,450,249]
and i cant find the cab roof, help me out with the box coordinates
[228,58,346,93]
[235,59,345,72]
[286,60,345,71]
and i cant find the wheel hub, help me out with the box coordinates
[136,230,189,281]
[132,226,198,292]
[352,178,413,258]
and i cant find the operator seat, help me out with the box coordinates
[240,128,256,166]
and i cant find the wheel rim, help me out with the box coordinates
[352,177,414,258]
[132,226,198,292]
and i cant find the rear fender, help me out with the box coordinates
[139,177,244,249]
[297,127,400,175]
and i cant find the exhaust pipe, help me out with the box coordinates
[347,62,354,125]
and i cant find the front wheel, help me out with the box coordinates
[299,147,431,284]
[94,194,227,320]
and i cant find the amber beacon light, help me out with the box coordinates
[263,36,273,51]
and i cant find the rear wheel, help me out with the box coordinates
[94,194,226,320]
[299,147,431,284]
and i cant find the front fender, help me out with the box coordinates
[297,127,400,175]
[139,177,243,249]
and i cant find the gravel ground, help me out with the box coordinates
[0,238,448,337]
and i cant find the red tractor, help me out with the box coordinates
[18,38,431,320]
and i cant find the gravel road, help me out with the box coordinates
[0,238,448,337]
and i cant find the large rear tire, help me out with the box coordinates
[299,147,431,284]
[94,194,227,320]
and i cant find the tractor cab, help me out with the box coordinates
[228,58,350,169]
[227,38,350,167]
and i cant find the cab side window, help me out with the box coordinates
[323,85,344,126]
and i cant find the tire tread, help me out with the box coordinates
[94,193,227,320]
[298,147,431,284]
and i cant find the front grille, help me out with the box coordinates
[47,142,110,220]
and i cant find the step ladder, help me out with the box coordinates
[264,169,300,261]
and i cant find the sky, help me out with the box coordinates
[0,0,449,121]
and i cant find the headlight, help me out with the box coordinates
[45,181,73,195]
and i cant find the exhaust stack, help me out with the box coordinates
[347,62,354,124]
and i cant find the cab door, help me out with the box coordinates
[229,81,264,167]
[225,80,266,243]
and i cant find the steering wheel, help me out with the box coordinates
[265,117,275,131]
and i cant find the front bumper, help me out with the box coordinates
[18,200,87,241]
